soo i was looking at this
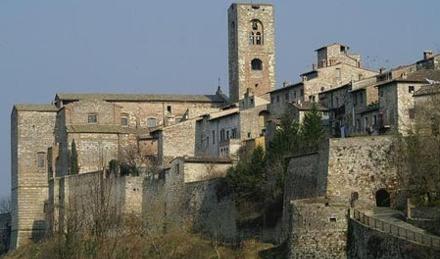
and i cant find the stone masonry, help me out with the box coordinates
[228,3,275,102]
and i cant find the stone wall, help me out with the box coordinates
[49,172,143,233]
[11,108,57,249]
[143,158,237,241]
[326,137,398,208]
[288,198,348,259]
[348,219,440,259]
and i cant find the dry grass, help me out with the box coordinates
[4,232,273,259]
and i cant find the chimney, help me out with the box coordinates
[424,50,434,60]
[283,81,289,87]
[379,67,386,74]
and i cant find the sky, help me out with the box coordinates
[0,0,439,198]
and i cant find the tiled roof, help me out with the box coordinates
[375,69,440,88]
[181,156,232,164]
[56,92,226,103]
[413,83,440,97]
[14,104,58,112]
[269,82,303,94]
[207,108,239,121]
[291,101,328,111]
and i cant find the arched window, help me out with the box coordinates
[250,19,263,45]
[251,59,263,71]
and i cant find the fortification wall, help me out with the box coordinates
[185,179,238,242]
[143,159,237,241]
[49,172,143,233]
[326,136,398,207]
[288,199,348,259]
[348,219,440,259]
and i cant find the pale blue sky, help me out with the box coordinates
[0,0,439,198]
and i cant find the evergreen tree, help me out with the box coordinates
[302,103,325,151]
[70,139,79,175]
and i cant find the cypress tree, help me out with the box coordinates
[70,139,79,175]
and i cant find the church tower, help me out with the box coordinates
[228,3,275,103]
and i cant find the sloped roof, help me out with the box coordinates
[291,101,329,111]
[375,69,440,88]
[56,92,226,103]
[413,83,440,97]
[14,104,58,112]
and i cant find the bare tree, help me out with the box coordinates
[118,143,158,177]
[0,196,10,214]
[393,92,440,205]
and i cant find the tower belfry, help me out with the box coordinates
[228,3,276,103]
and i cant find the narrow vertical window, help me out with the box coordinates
[121,113,129,126]
[37,152,46,169]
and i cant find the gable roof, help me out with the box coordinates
[56,92,226,103]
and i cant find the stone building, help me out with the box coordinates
[10,91,226,249]
[377,69,440,134]
[269,43,377,120]
[194,89,270,160]
[228,3,276,102]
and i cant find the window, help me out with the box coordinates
[409,108,415,119]
[251,58,263,71]
[167,105,172,113]
[147,118,157,128]
[380,89,384,97]
[121,113,129,126]
[271,96,275,103]
[293,91,297,99]
[88,113,97,124]
[408,85,415,94]
[226,130,230,140]
[220,129,225,142]
[250,20,263,45]
[300,89,304,97]
[276,95,280,103]
[212,130,216,144]
[37,152,46,169]
[232,128,237,139]
[285,93,289,102]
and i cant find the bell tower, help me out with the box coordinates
[228,3,276,103]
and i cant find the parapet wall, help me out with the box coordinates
[348,219,440,259]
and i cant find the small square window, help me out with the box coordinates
[167,105,172,113]
[88,114,97,124]
[147,118,157,128]
[121,114,129,126]
[408,86,415,94]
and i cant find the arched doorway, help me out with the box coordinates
[376,189,391,207]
